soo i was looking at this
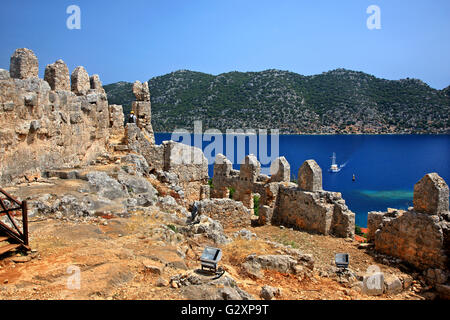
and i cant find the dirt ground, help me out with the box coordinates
[0,205,426,300]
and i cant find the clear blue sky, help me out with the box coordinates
[1,0,449,89]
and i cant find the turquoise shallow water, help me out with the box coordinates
[155,133,450,227]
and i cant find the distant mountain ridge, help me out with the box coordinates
[104,69,450,134]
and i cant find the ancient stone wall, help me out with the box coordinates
[0,48,122,185]
[196,198,252,228]
[126,124,208,203]
[368,173,450,272]
[211,154,355,238]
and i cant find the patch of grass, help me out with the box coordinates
[253,195,260,216]
[228,187,236,199]
[167,224,178,233]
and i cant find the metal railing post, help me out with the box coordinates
[22,200,29,246]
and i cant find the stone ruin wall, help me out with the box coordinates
[0,48,120,185]
[211,154,355,238]
[0,48,209,206]
[368,173,450,272]
[126,123,209,203]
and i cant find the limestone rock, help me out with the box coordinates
[298,160,322,191]
[44,60,70,91]
[71,66,90,95]
[86,171,128,200]
[260,285,281,300]
[10,48,39,79]
[362,272,385,296]
[243,253,310,276]
[384,275,402,294]
[413,173,449,215]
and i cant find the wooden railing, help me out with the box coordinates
[0,187,29,247]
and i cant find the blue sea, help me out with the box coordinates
[155,133,450,227]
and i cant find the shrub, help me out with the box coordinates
[355,225,363,236]
[253,195,260,216]
[228,187,236,199]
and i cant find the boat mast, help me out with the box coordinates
[331,152,336,166]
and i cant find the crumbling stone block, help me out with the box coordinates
[132,80,150,101]
[71,66,90,96]
[240,154,260,183]
[197,198,251,228]
[269,156,290,182]
[298,160,322,192]
[10,48,39,79]
[90,74,104,92]
[44,60,70,91]
[413,172,449,215]
[109,104,124,132]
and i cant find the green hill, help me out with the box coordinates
[104,69,450,134]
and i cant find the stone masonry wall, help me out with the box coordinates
[368,173,450,272]
[126,123,209,203]
[0,48,122,185]
[211,154,355,238]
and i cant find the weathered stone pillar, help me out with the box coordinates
[269,156,290,182]
[44,60,70,91]
[90,74,106,94]
[10,48,39,79]
[71,66,90,96]
[132,80,154,144]
[413,172,449,215]
[240,154,260,183]
[298,160,322,192]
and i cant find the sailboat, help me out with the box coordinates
[330,152,341,173]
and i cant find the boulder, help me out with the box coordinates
[86,171,128,200]
[260,285,281,300]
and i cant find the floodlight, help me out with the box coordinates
[335,253,349,268]
[200,247,222,272]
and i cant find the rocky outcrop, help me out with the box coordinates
[242,252,314,279]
